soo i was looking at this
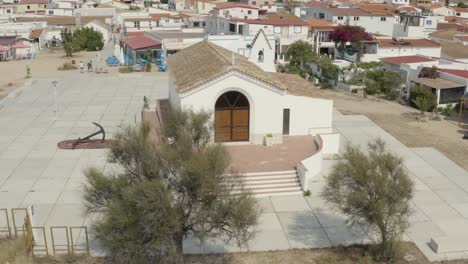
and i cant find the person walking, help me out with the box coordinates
[79,61,84,73]
[89,61,93,72]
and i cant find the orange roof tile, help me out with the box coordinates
[305,18,337,31]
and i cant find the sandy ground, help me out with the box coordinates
[320,89,468,171]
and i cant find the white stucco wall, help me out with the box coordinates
[170,71,334,144]
[282,95,333,135]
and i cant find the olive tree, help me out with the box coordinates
[84,108,260,263]
[321,138,413,261]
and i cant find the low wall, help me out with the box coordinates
[336,82,366,93]
[297,135,323,191]
[319,132,340,154]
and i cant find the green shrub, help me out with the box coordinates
[118,66,133,73]
[58,62,78,71]
[409,86,436,110]
[266,133,273,138]
[303,190,311,196]
[386,89,400,101]
[441,103,454,116]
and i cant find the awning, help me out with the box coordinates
[0,45,9,51]
[411,77,465,90]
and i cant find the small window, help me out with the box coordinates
[194,21,199,27]
[337,16,343,20]
[354,16,359,21]
[426,20,432,25]
[264,25,267,28]
[248,10,251,14]
[27,5,30,9]
[6,9,11,13]
[294,25,302,33]
[48,10,53,14]
[202,22,206,26]
[381,17,386,21]
[258,50,264,63]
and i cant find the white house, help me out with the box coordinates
[240,0,273,7]
[305,18,337,55]
[184,0,214,14]
[422,4,456,16]
[297,6,395,36]
[340,37,442,62]
[206,29,276,72]
[454,7,468,18]
[393,12,438,38]
[212,4,262,19]
[205,14,308,60]
[167,41,337,145]
[165,41,339,193]
[85,19,111,44]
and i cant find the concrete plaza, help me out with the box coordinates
[1,75,468,261]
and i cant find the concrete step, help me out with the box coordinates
[225,170,296,177]
[235,182,301,190]
[228,170,303,197]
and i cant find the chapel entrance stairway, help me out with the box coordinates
[228,170,303,197]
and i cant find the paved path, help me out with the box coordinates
[0,75,168,252]
[185,111,468,262]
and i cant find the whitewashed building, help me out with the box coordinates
[393,12,438,38]
[167,41,337,145]
[165,41,340,194]
[206,30,276,72]
[297,6,395,36]
[338,37,441,62]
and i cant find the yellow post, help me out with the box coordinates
[0,209,12,239]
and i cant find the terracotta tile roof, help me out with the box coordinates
[454,7,468,13]
[167,41,324,97]
[377,38,440,48]
[437,22,465,31]
[441,42,468,58]
[455,35,468,41]
[18,0,47,4]
[29,28,43,39]
[438,68,468,79]
[357,3,395,15]
[422,4,444,10]
[124,17,163,22]
[430,30,464,40]
[303,1,328,8]
[320,7,392,17]
[380,55,436,64]
[120,36,161,50]
[215,4,259,10]
[397,6,419,12]
[16,16,112,26]
[127,31,145,37]
[305,18,337,31]
[231,14,307,26]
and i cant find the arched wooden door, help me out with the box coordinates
[215,91,250,142]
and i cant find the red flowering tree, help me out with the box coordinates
[418,66,440,79]
[329,25,373,61]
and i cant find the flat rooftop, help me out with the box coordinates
[146,30,205,39]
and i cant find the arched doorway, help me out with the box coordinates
[215,91,250,142]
